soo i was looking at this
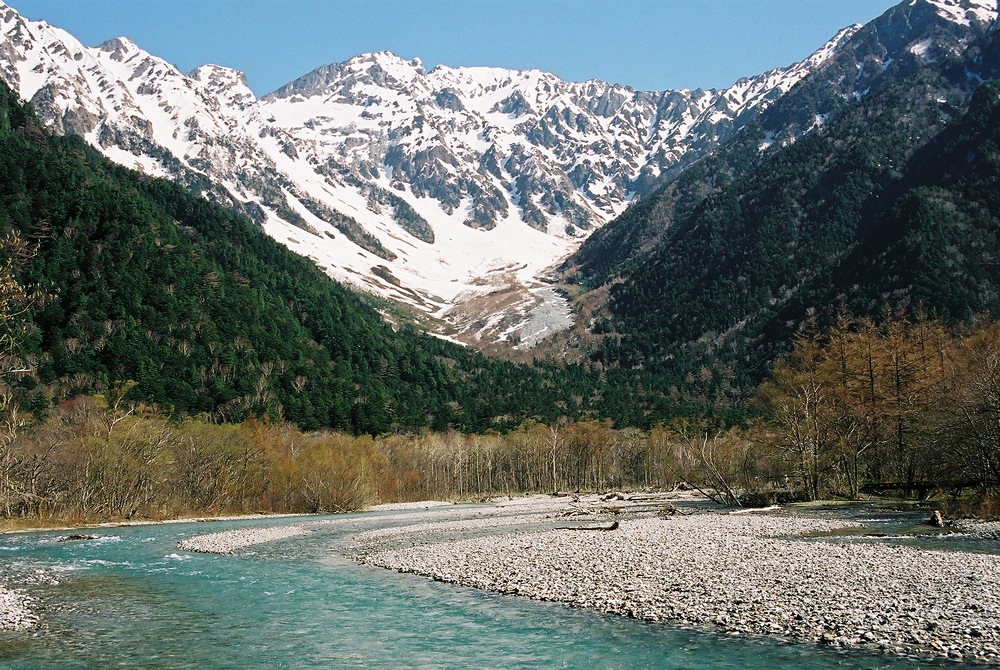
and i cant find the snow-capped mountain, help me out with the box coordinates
[0,0,995,346]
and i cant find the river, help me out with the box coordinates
[0,509,953,669]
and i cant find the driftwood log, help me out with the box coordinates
[555,521,619,531]
[728,505,781,515]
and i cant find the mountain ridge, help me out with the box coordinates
[566,0,998,287]
[0,76,660,433]
[0,0,995,351]
[554,9,1000,405]
[0,0,872,346]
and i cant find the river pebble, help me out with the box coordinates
[361,513,1000,664]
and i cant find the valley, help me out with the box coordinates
[2,2,1000,667]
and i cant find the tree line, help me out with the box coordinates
[0,394,685,522]
[0,310,996,524]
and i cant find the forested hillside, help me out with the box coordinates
[0,80,685,434]
[567,0,996,287]
[562,22,1000,400]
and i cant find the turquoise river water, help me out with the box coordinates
[0,511,954,669]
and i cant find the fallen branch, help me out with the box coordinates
[658,503,694,518]
[556,504,598,517]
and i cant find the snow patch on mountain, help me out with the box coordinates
[923,0,997,27]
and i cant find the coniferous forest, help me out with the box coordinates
[0,80,679,438]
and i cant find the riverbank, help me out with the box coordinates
[0,500,462,537]
[47,492,1000,664]
[354,498,1000,665]
[369,501,455,512]
[955,519,1000,540]
[0,512,312,537]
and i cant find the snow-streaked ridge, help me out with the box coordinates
[0,0,992,345]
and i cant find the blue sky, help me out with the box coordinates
[9,0,899,95]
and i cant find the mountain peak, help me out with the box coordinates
[349,50,426,78]
[188,63,255,107]
[189,63,250,87]
[98,36,140,61]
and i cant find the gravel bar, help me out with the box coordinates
[0,585,37,630]
[955,520,1000,540]
[352,513,553,544]
[368,501,455,512]
[174,501,543,555]
[175,503,537,555]
[178,524,309,554]
[361,513,1000,664]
